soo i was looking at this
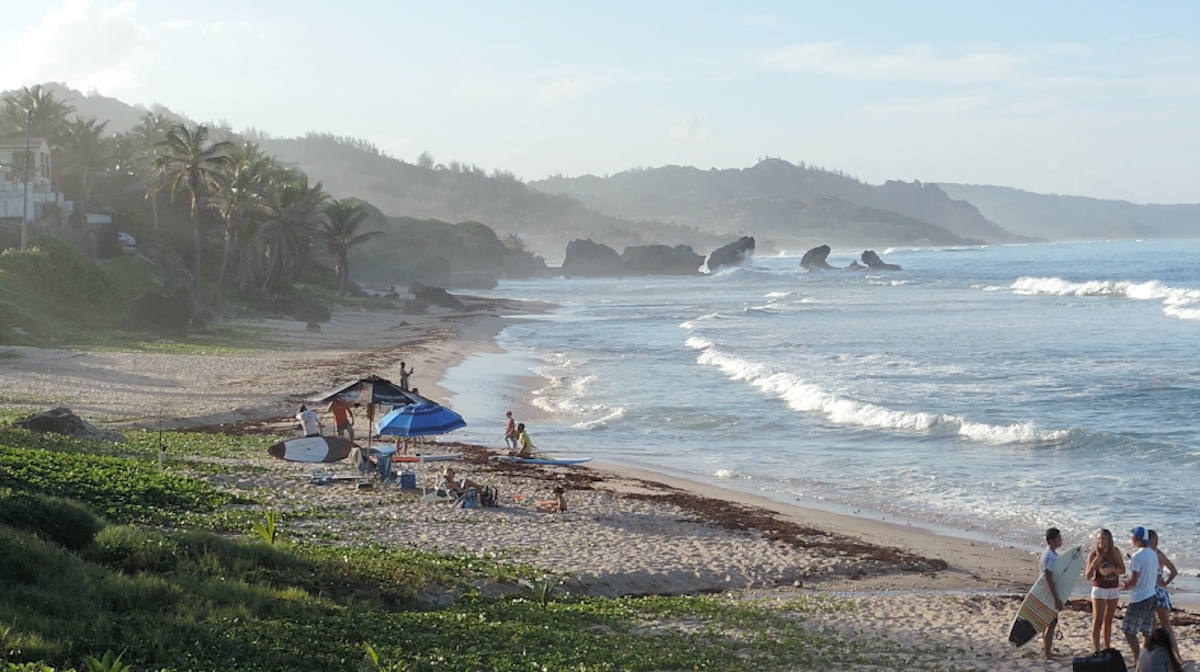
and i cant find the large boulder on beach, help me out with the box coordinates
[409,282,464,310]
[415,255,453,287]
[15,407,125,442]
[503,250,550,279]
[706,236,755,273]
[862,250,902,271]
[800,245,835,271]
[561,239,622,277]
[620,244,704,276]
[124,288,194,337]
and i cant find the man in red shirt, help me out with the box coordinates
[329,399,355,440]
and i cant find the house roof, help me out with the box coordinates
[0,137,50,150]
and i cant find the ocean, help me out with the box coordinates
[442,239,1200,580]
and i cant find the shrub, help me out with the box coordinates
[0,489,104,551]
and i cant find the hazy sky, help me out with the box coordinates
[1,1,1198,203]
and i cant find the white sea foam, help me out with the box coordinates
[714,468,736,478]
[573,406,626,430]
[1008,276,1200,320]
[764,291,793,298]
[687,339,1066,444]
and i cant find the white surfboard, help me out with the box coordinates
[267,436,354,463]
[1008,545,1084,647]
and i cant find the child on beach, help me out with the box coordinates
[1040,527,1064,660]
[1148,530,1182,663]
[536,486,567,513]
[1123,526,1161,662]
[504,411,518,451]
[1087,528,1125,652]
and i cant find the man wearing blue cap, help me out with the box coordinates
[1122,525,1160,661]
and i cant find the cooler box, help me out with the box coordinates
[399,469,417,489]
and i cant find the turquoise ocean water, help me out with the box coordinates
[442,239,1200,580]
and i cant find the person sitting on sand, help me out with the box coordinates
[438,466,482,495]
[1137,627,1185,672]
[1123,526,1161,662]
[296,404,322,438]
[536,485,567,513]
[509,423,535,458]
[1148,530,1182,663]
[328,398,355,441]
[1039,527,1064,660]
[1087,528,1125,652]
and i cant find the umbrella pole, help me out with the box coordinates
[367,404,375,446]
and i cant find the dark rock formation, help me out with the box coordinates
[862,250,902,271]
[305,321,321,332]
[846,260,867,271]
[502,250,550,279]
[414,255,453,286]
[620,244,704,276]
[15,407,125,442]
[125,287,194,337]
[800,245,835,271]
[410,282,465,310]
[706,236,755,273]
[562,239,622,277]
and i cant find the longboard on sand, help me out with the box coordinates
[490,455,593,466]
[1008,545,1084,647]
[368,445,463,463]
[267,436,354,463]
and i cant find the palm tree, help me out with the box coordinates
[319,200,383,294]
[131,112,175,230]
[0,85,74,141]
[208,142,275,305]
[257,176,329,294]
[149,124,232,290]
[58,118,112,209]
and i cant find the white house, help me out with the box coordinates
[0,137,68,222]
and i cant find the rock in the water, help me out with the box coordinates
[15,407,125,442]
[862,250,902,271]
[502,250,550,279]
[706,236,755,273]
[125,288,194,337]
[800,245,835,271]
[561,239,622,277]
[845,260,867,271]
[620,244,704,276]
[409,283,464,310]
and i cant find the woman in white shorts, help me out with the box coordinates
[1086,528,1124,652]
[1148,530,1182,662]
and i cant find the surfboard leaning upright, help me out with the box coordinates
[1008,545,1084,647]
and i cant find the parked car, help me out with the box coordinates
[118,232,136,250]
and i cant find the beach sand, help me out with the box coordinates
[2,300,1196,670]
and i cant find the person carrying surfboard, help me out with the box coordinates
[1039,527,1064,660]
[1122,525,1161,662]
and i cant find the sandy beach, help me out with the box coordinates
[2,300,1196,670]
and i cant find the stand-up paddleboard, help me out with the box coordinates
[394,453,464,463]
[1008,545,1084,647]
[267,436,354,463]
[491,455,593,466]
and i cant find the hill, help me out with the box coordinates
[937,183,1200,241]
[531,159,1025,245]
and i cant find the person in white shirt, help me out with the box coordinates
[296,404,322,438]
[1039,527,1064,660]
[1123,525,1161,662]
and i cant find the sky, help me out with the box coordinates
[1,0,1198,204]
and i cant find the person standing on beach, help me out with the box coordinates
[1040,527,1064,660]
[504,411,518,451]
[1087,528,1125,652]
[296,405,322,438]
[1122,526,1161,662]
[1148,530,1182,663]
[328,398,355,441]
[399,362,414,391]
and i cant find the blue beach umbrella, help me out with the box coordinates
[375,402,467,438]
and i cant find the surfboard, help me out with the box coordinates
[393,453,464,463]
[490,455,593,465]
[1008,545,1084,647]
[267,436,354,463]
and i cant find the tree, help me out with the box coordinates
[256,176,329,294]
[319,200,383,294]
[58,118,112,209]
[208,141,275,305]
[150,124,233,290]
[503,233,528,253]
[131,112,175,230]
[0,85,74,141]
[416,151,434,170]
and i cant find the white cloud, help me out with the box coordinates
[669,114,711,144]
[760,42,1018,84]
[535,77,590,102]
[1,0,155,93]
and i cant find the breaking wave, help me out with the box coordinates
[685,338,1068,445]
[1008,277,1200,320]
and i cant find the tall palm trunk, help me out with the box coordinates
[190,191,201,292]
[214,220,235,310]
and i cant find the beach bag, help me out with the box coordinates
[1071,648,1126,672]
[460,488,479,509]
[480,485,498,507]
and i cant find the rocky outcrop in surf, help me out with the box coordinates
[800,245,835,271]
[862,250,902,271]
[409,282,465,310]
[620,244,704,276]
[562,239,623,277]
[706,236,755,273]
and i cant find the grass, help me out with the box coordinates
[0,423,981,672]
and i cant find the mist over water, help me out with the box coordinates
[458,239,1200,572]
